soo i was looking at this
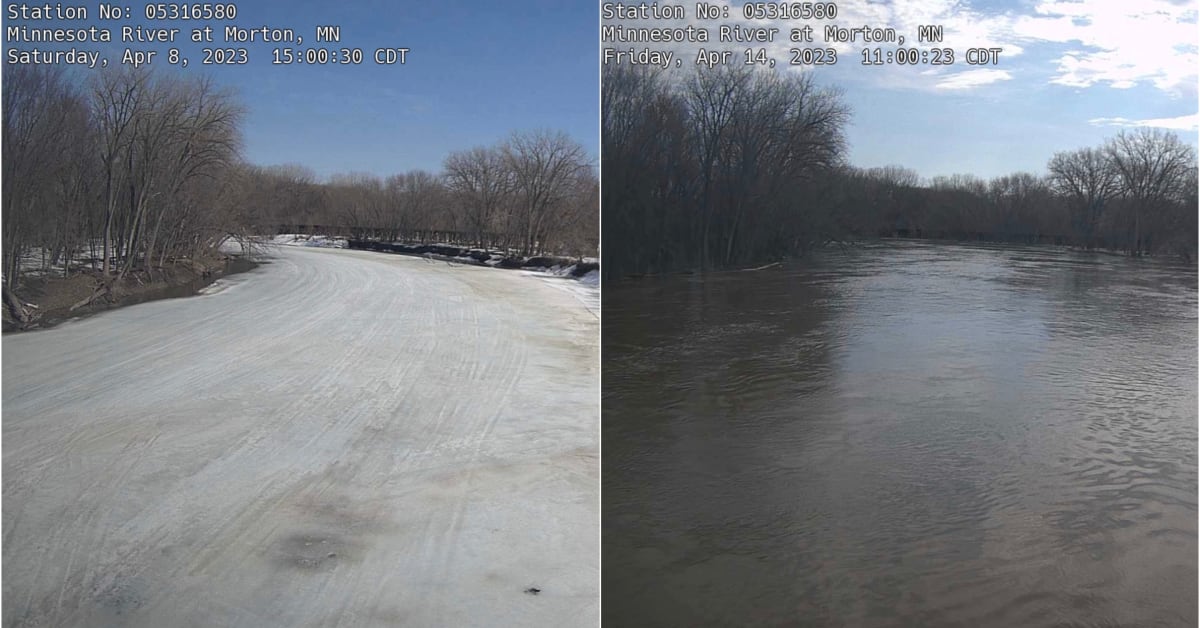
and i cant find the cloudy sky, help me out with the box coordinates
[604,0,1198,179]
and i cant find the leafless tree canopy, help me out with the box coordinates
[248,131,598,257]
[1048,147,1119,248]
[1105,129,1196,256]
[603,64,1196,277]
[3,65,244,288]
[603,64,851,276]
[3,63,597,295]
[827,135,1194,259]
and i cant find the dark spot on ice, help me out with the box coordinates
[524,587,541,595]
[272,533,350,571]
[93,580,143,614]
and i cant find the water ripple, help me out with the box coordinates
[604,241,1197,627]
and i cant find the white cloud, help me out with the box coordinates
[1088,113,1199,131]
[600,0,1197,93]
[1011,0,1198,92]
[935,69,1014,90]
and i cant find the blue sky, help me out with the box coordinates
[603,0,1199,180]
[231,1,598,177]
[6,0,598,179]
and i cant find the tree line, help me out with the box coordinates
[603,64,850,277]
[833,130,1196,258]
[3,63,599,301]
[602,64,1198,278]
[3,64,244,291]
[239,131,598,258]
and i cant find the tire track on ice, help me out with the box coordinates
[3,246,598,627]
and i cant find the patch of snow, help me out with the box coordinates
[267,233,349,249]
[196,280,229,296]
[519,268,599,318]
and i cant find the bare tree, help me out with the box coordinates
[3,65,92,287]
[685,66,749,266]
[501,130,589,255]
[443,146,511,249]
[91,67,152,277]
[1048,147,1118,249]
[603,64,850,274]
[328,173,386,239]
[386,170,443,242]
[1106,128,1195,255]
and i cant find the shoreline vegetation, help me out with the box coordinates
[4,64,597,329]
[602,64,1198,280]
[1,223,603,333]
[3,232,602,332]
[342,237,599,277]
[3,65,251,330]
[2,252,257,332]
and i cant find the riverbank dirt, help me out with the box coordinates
[2,255,256,332]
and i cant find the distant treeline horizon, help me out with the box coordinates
[243,126,598,258]
[602,64,1198,278]
[3,63,599,294]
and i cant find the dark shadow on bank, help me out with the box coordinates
[2,255,263,333]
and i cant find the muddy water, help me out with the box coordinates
[603,241,1197,627]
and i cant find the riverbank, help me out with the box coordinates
[609,236,1197,280]
[273,234,599,313]
[336,236,599,280]
[1,255,259,332]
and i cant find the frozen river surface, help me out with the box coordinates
[4,246,598,627]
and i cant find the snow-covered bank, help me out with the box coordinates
[262,234,598,315]
[3,245,598,627]
[343,238,599,280]
[523,265,599,317]
[524,271,599,318]
[269,233,349,248]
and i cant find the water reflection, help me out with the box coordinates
[603,241,1197,627]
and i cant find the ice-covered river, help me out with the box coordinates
[4,245,598,627]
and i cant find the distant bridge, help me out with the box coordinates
[274,225,497,246]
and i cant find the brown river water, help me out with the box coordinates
[602,241,1197,627]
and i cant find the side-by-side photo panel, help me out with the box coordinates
[2,2,599,626]
[601,2,1198,627]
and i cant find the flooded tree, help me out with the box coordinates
[1047,147,1118,250]
[986,172,1056,241]
[604,63,1196,276]
[602,64,850,277]
[1105,128,1196,256]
